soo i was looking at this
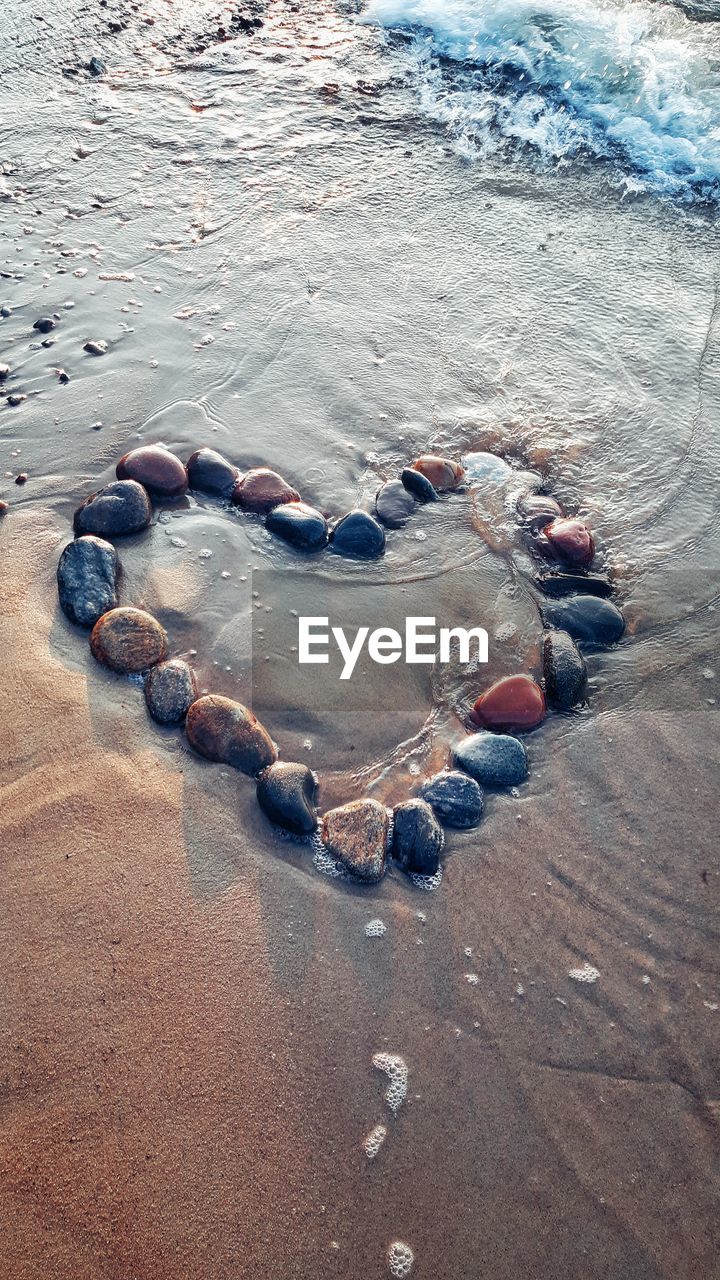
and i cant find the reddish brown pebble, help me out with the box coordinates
[185,694,277,775]
[411,454,464,491]
[544,517,595,568]
[90,607,168,674]
[15,473,28,485]
[232,468,300,514]
[470,674,546,732]
[117,445,188,497]
[0,501,8,515]
[321,799,389,883]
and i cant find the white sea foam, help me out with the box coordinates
[387,1241,415,1277]
[364,1123,388,1157]
[364,0,720,201]
[373,1052,409,1113]
[569,962,600,983]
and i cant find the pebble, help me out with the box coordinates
[186,447,240,498]
[233,467,300,513]
[73,479,152,537]
[411,454,464,491]
[7,395,26,407]
[90,607,168,673]
[266,501,328,550]
[256,761,318,834]
[57,534,118,628]
[15,472,28,485]
[391,798,444,875]
[419,770,484,829]
[471,674,546,731]
[375,479,416,528]
[542,517,595,567]
[535,571,614,599]
[540,595,626,645]
[462,452,512,484]
[0,363,9,381]
[400,467,438,502]
[0,501,8,516]
[116,445,188,497]
[144,658,197,724]
[543,629,588,709]
[185,694,277,774]
[33,317,55,334]
[453,731,529,787]
[329,509,386,559]
[84,339,108,356]
[517,492,564,532]
[321,798,389,882]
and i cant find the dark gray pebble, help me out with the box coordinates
[375,479,416,528]
[57,535,118,628]
[144,658,197,724]
[400,467,438,502]
[256,761,318,834]
[535,571,614,599]
[420,770,484,829]
[540,595,625,645]
[330,509,385,559]
[0,363,9,381]
[73,479,152,537]
[33,317,55,334]
[543,629,588,709]
[266,501,328,550]
[453,731,528,788]
[391,798,444,875]
[88,56,106,75]
[84,340,108,356]
[517,492,563,532]
[186,447,240,498]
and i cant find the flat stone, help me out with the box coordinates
[185,694,277,775]
[535,571,614,599]
[419,770,484,829]
[453,731,529,788]
[517,493,564,532]
[411,454,464,491]
[33,317,55,334]
[400,467,438,502]
[543,517,595,568]
[540,596,626,645]
[186,447,240,498]
[84,339,107,355]
[116,446,188,497]
[57,535,118,628]
[375,480,416,528]
[90,607,168,673]
[266,501,328,550]
[73,479,152,537]
[329,509,385,559]
[256,761,318,834]
[471,674,546,731]
[543,629,588,710]
[144,658,197,724]
[233,468,300,513]
[321,799,389,882]
[391,798,444,875]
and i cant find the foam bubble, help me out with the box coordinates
[373,1052,409,1114]
[363,1123,388,1158]
[568,962,600,984]
[365,918,388,937]
[410,865,443,891]
[387,1241,415,1277]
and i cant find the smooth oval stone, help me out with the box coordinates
[84,339,107,356]
[535,571,614,599]
[540,596,626,645]
[517,492,564,532]
[471,674,546,731]
[420,770,484,829]
[233,468,300,513]
[375,479,416,528]
[116,446,188,497]
[543,629,588,710]
[330,509,386,559]
[90,607,168,673]
[144,658,197,724]
[400,467,438,502]
[542,517,595,568]
[73,479,152,537]
[321,798,389,882]
[453,731,529,788]
[266,501,328,550]
[57,535,118,628]
[391,798,444,875]
[411,454,464,491]
[185,694,277,775]
[186,447,240,498]
[33,317,55,334]
[256,761,318,834]
[462,451,512,484]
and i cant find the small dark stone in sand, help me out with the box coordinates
[375,479,416,528]
[411,455,464,491]
[186,447,240,498]
[186,694,277,775]
[0,363,9,381]
[0,307,11,318]
[33,317,55,334]
[453,731,528,788]
[73,479,152,537]
[233,467,300,514]
[257,761,318,834]
[144,658,197,724]
[117,445,188,497]
[58,369,70,384]
[322,799,389,882]
[391,798,444,875]
[266,501,328,550]
[330,509,385,559]
[517,493,564,532]
[88,56,105,75]
[0,500,9,515]
[541,595,625,645]
[57,535,118,628]
[471,674,546,732]
[90,607,167,673]
[84,340,108,356]
[535,571,614,599]
[543,629,588,710]
[15,473,28,485]
[7,395,26,407]
[400,467,438,503]
[420,770,484,829]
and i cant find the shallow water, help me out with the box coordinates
[1,1,719,1277]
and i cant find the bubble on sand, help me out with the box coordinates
[568,963,600,984]
[410,865,443,891]
[363,1123,387,1158]
[365,918,387,938]
[465,973,479,985]
[387,1241,414,1277]
[311,835,347,880]
[372,1053,408,1114]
